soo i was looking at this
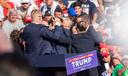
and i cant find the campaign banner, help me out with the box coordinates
[65,50,99,75]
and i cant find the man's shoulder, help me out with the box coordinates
[25,23,43,28]
[23,24,32,33]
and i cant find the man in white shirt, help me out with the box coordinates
[40,0,58,16]
[2,9,25,38]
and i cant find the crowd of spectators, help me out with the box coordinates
[0,0,128,76]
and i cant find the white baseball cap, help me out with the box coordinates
[21,0,30,3]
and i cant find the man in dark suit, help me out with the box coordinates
[71,15,103,76]
[22,10,53,56]
[22,9,63,56]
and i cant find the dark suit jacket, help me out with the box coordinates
[22,23,54,56]
[71,26,102,53]
[40,26,71,54]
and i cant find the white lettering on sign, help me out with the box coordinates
[71,57,92,68]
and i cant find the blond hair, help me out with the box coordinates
[31,9,41,20]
